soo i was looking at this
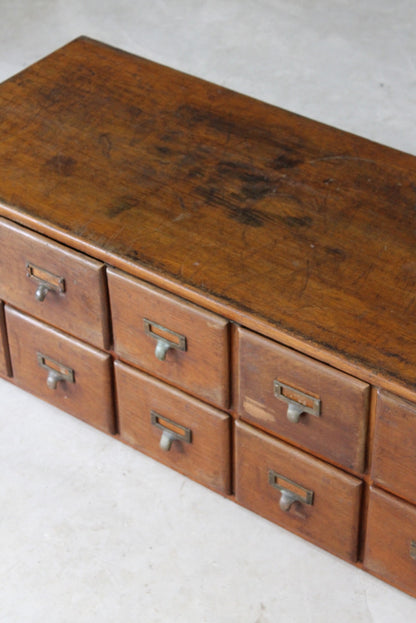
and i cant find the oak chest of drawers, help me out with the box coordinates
[0,37,415,597]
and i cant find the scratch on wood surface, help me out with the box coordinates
[243,398,276,423]
[298,258,311,298]
[306,155,379,167]
[99,132,112,159]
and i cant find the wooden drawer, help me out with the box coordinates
[5,306,114,433]
[372,391,416,505]
[108,269,229,408]
[236,328,370,471]
[0,218,110,349]
[235,421,362,561]
[115,361,231,494]
[364,487,416,598]
[0,302,11,376]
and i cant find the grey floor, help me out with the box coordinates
[1,2,416,621]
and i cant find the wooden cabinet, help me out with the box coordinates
[0,36,415,597]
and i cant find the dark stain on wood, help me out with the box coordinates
[45,155,76,176]
[156,145,172,155]
[284,215,313,228]
[107,195,140,218]
[127,105,143,119]
[187,167,205,179]
[99,133,112,159]
[38,85,65,105]
[197,185,264,227]
[227,205,265,227]
[175,104,236,137]
[272,153,303,169]
[325,246,346,260]
[216,160,278,201]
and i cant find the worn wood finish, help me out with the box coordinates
[0,218,110,349]
[236,327,370,471]
[364,487,416,598]
[372,391,416,505]
[108,268,229,408]
[234,421,362,561]
[0,302,11,377]
[0,37,415,395]
[115,361,231,494]
[5,306,114,433]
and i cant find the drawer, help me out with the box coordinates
[235,421,362,561]
[5,306,114,433]
[0,302,11,376]
[0,218,110,349]
[372,391,416,505]
[364,487,416,598]
[236,328,369,471]
[108,268,229,408]
[115,361,231,494]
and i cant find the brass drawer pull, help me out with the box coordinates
[144,319,187,361]
[37,352,75,389]
[268,470,314,512]
[410,540,416,561]
[274,380,321,423]
[151,410,192,451]
[26,262,65,302]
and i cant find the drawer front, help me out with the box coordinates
[108,269,229,408]
[235,421,362,561]
[372,391,416,505]
[0,218,110,349]
[5,306,114,433]
[115,361,231,494]
[236,328,369,471]
[364,487,416,598]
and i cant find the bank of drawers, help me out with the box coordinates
[1,217,415,597]
[0,218,232,493]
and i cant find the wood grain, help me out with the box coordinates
[0,37,414,395]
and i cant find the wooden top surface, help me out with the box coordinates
[0,37,415,396]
